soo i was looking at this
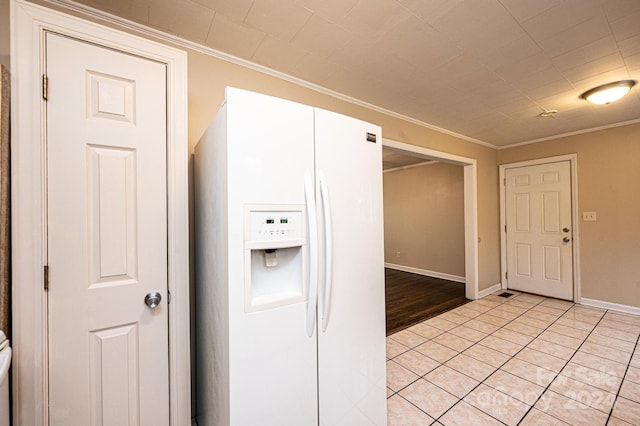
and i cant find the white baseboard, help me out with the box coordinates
[385,263,465,283]
[478,283,503,299]
[580,298,640,316]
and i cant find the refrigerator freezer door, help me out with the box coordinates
[223,88,319,425]
[314,108,387,425]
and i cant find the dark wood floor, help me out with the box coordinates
[385,268,470,335]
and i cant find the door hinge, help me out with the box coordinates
[504,225,507,232]
[167,290,171,305]
[505,271,508,280]
[503,178,506,186]
[42,75,48,101]
[44,265,49,291]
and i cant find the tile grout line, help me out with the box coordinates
[603,332,640,425]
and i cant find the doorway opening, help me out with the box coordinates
[382,139,479,334]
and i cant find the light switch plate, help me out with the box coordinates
[583,211,597,221]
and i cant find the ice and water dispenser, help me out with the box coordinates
[244,206,307,312]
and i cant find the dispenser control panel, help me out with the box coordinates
[249,210,303,242]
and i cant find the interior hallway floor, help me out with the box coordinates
[386,290,640,425]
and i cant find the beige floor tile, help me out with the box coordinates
[619,379,640,403]
[448,325,488,343]
[546,323,590,340]
[389,329,428,349]
[475,313,510,327]
[560,362,622,394]
[604,311,640,327]
[514,294,545,304]
[611,396,640,425]
[464,318,500,334]
[491,327,534,346]
[526,338,576,360]
[464,383,530,426]
[592,324,639,342]
[408,322,445,339]
[481,295,509,305]
[387,337,410,359]
[537,330,583,350]
[516,348,567,373]
[512,315,551,330]
[571,351,628,378]
[394,350,441,377]
[519,408,571,425]
[463,301,493,313]
[387,387,394,398]
[438,401,503,426]
[432,333,474,352]
[399,378,458,419]
[586,333,636,354]
[504,300,536,310]
[533,390,609,426]
[548,375,616,413]
[503,320,544,337]
[438,311,472,325]
[540,299,573,311]
[521,310,557,324]
[479,335,523,356]
[579,342,632,364]
[387,395,434,426]
[607,416,635,426]
[463,344,511,368]
[424,365,479,398]
[554,317,596,332]
[493,303,527,315]
[426,317,458,331]
[632,352,640,368]
[484,370,545,405]
[570,305,605,317]
[625,365,640,384]
[450,306,483,319]
[387,360,420,392]
[501,357,557,387]
[561,310,603,325]
[445,354,497,382]
[414,340,458,363]
[485,308,519,321]
[531,305,565,318]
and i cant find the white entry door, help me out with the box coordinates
[505,161,573,300]
[46,32,170,425]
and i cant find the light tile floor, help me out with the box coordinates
[386,291,640,425]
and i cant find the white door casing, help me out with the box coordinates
[11,2,190,425]
[46,32,169,424]
[504,161,574,300]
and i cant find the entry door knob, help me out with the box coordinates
[144,291,162,309]
[563,227,570,233]
[563,237,571,243]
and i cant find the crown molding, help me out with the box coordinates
[497,117,640,150]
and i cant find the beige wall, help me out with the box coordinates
[498,123,640,307]
[0,0,9,68]
[1,1,502,292]
[383,163,465,277]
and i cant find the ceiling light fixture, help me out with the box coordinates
[538,109,558,118]
[580,80,636,104]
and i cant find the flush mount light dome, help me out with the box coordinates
[580,80,636,104]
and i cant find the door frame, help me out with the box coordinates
[382,139,479,300]
[10,1,190,424]
[499,154,581,302]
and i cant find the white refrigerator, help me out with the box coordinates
[194,87,386,425]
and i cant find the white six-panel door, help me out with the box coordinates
[46,32,170,425]
[505,161,573,300]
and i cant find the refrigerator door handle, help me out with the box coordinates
[319,170,333,332]
[304,169,319,337]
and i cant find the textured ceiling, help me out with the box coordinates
[64,0,640,148]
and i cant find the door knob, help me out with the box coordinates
[144,291,162,309]
[563,227,570,233]
[563,237,571,243]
